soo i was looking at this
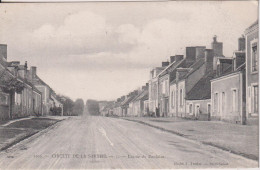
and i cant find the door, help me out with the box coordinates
[207,104,211,120]
[253,85,258,114]
[33,99,35,113]
[195,105,200,117]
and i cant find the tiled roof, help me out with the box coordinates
[180,58,205,80]
[133,89,148,102]
[186,71,215,100]
[121,95,136,106]
[169,59,187,84]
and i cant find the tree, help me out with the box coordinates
[86,99,100,116]
[72,98,84,116]
[56,95,74,116]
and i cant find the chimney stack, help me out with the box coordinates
[186,47,196,65]
[162,61,169,67]
[204,49,214,73]
[211,35,223,56]
[170,56,175,63]
[175,55,184,62]
[238,35,245,51]
[195,46,206,60]
[0,44,7,61]
[30,66,37,79]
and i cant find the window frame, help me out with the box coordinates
[251,39,258,73]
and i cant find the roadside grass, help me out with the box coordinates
[6,118,58,130]
[0,117,61,151]
[121,117,258,161]
[0,120,9,126]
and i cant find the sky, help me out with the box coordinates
[0,1,258,101]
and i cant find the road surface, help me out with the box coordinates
[0,116,258,169]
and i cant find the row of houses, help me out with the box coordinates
[102,21,258,125]
[0,45,64,120]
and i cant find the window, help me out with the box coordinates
[0,93,8,105]
[172,91,175,108]
[222,92,225,115]
[214,93,219,113]
[248,87,251,113]
[180,89,183,106]
[162,81,165,94]
[253,85,258,113]
[232,89,237,112]
[189,104,193,115]
[207,104,211,114]
[15,92,21,105]
[252,45,258,72]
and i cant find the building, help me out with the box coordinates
[185,71,214,120]
[157,55,186,117]
[245,20,258,125]
[28,66,63,116]
[121,91,138,116]
[148,64,167,116]
[169,44,214,118]
[130,84,149,117]
[0,44,42,119]
[211,36,246,124]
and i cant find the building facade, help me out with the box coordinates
[245,21,258,125]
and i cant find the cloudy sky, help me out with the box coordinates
[0,1,258,101]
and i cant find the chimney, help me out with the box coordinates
[186,47,196,65]
[238,35,245,51]
[204,49,214,73]
[211,35,223,56]
[233,52,245,70]
[30,66,37,79]
[170,56,175,63]
[195,46,206,60]
[0,44,7,61]
[24,61,28,70]
[175,55,184,62]
[162,61,169,67]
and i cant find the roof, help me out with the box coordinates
[121,95,136,107]
[131,89,148,102]
[179,58,205,81]
[158,59,185,78]
[169,59,187,84]
[245,20,258,32]
[186,71,215,100]
[34,74,55,93]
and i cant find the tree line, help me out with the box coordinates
[56,95,85,116]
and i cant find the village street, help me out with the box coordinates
[0,116,257,169]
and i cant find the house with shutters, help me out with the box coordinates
[169,44,214,118]
[148,63,168,116]
[129,84,149,117]
[245,20,258,125]
[157,55,186,117]
[28,66,63,116]
[211,36,246,124]
[0,44,42,120]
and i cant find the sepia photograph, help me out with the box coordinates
[0,0,259,169]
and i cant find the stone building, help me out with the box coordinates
[148,64,167,116]
[245,20,258,125]
[211,36,246,124]
[169,44,213,118]
[0,44,42,119]
[157,55,185,117]
[28,66,63,116]
[129,84,149,117]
